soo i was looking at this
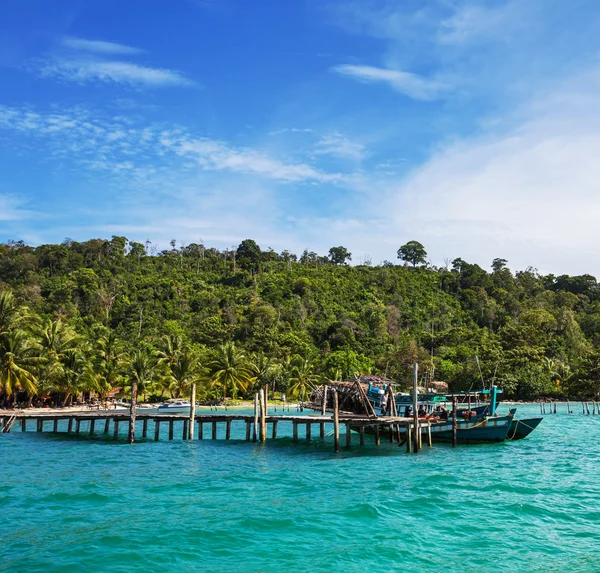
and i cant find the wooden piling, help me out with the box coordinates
[168,420,174,440]
[182,419,188,440]
[75,419,81,436]
[586,402,590,415]
[53,419,58,432]
[226,420,231,440]
[212,421,217,440]
[104,418,110,434]
[253,393,258,443]
[413,363,420,453]
[554,402,557,414]
[333,390,340,452]
[21,419,26,432]
[360,426,365,446]
[293,421,298,442]
[113,419,119,440]
[260,387,267,442]
[321,385,328,415]
[189,383,196,440]
[567,399,572,414]
[375,424,380,446]
[245,420,251,440]
[89,419,95,436]
[142,418,148,438]
[272,420,278,439]
[37,419,42,432]
[128,381,137,444]
[406,426,412,453]
[345,424,351,447]
[306,422,311,441]
[68,419,73,433]
[427,422,432,447]
[452,396,457,448]
[198,420,203,440]
[320,422,325,439]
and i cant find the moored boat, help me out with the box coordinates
[157,399,191,414]
[506,417,543,440]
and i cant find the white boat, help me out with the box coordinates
[157,399,191,414]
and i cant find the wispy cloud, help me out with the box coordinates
[29,36,195,89]
[37,58,195,88]
[0,194,33,221]
[60,37,146,55]
[314,132,366,161]
[332,64,446,100]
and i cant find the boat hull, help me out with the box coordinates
[157,406,190,414]
[507,417,543,440]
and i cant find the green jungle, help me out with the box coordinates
[1,237,599,405]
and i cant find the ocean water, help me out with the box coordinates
[1,404,599,573]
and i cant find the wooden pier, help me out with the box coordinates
[0,411,431,453]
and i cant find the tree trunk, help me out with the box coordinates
[128,382,138,444]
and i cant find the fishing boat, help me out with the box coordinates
[506,417,543,440]
[157,399,191,414]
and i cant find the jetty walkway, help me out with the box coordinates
[0,410,432,453]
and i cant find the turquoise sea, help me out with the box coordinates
[1,403,599,573]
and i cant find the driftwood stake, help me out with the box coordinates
[333,390,340,452]
[253,393,259,443]
[128,382,137,444]
[189,383,196,440]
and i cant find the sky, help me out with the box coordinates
[2,0,600,276]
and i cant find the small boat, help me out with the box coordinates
[506,417,543,440]
[157,399,191,414]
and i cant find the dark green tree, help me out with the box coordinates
[397,241,427,267]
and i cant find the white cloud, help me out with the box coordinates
[314,133,366,161]
[386,66,600,275]
[0,195,33,221]
[61,37,146,55]
[36,58,195,88]
[332,64,447,100]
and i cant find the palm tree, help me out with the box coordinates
[96,332,126,398]
[251,351,277,394]
[156,334,183,371]
[0,329,39,405]
[56,349,98,406]
[129,350,157,401]
[0,291,21,335]
[208,342,255,399]
[288,355,319,399]
[168,349,202,398]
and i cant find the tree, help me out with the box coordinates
[328,246,352,265]
[237,239,262,272]
[0,329,39,404]
[288,356,319,399]
[128,350,157,401]
[167,349,202,398]
[397,241,427,267]
[208,342,255,399]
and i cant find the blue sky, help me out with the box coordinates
[2,0,600,275]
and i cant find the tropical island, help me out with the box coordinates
[1,237,599,407]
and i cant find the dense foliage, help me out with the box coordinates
[1,236,600,405]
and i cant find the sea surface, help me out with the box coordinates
[1,403,599,573]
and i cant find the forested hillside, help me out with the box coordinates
[2,236,600,404]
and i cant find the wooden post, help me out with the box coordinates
[89,419,95,436]
[182,419,188,440]
[360,426,365,446]
[212,421,217,440]
[53,419,58,433]
[540,402,543,414]
[333,390,340,452]
[36,419,41,432]
[345,423,351,447]
[189,383,196,440]
[293,421,298,442]
[321,385,328,415]
[168,420,174,440]
[586,402,590,415]
[154,420,160,441]
[306,422,311,441]
[128,382,138,444]
[554,402,557,414]
[68,418,73,433]
[264,384,269,416]
[198,420,203,440]
[226,420,231,440]
[260,387,267,442]
[253,393,259,443]
[413,363,420,453]
[113,419,119,440]
[427,422,432,447]
[320,422,325,439]
[245,420,251,441]
[272,420,278,439]
[567,399,571,414]
[406,426,412,453]
[375,424,380,446]
[452,397,457,448]
[21,419,26,432]
[104,418,110,434]
[75,419,81,436]
[142,418,148,438]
